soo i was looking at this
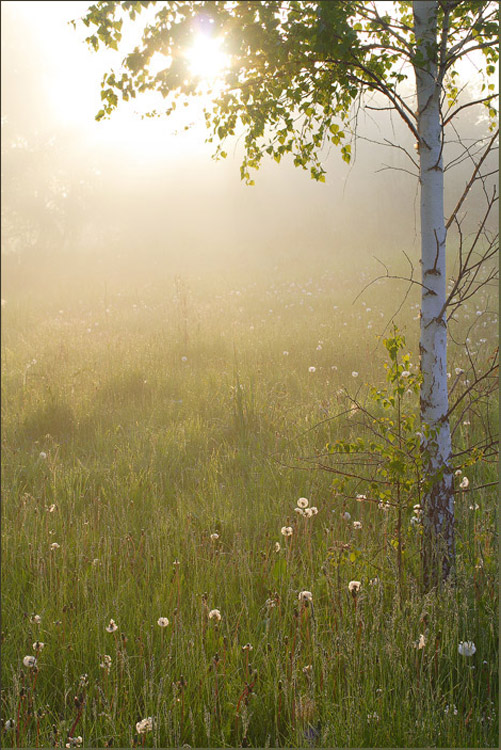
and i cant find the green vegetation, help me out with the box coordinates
[1,263,498,748]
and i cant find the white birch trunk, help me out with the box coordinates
[413,0,455,588]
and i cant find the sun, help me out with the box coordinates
[185,34,229,83]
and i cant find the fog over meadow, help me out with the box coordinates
[1,1,496,296]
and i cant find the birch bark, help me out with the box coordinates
[413,0,455,588]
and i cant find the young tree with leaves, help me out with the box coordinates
[78,0,499,589]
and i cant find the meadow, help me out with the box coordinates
[1,254,498,748]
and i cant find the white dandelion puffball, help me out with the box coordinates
[348,580,361,594]
[309,506,318,515]
[294,507,305,516]
[32,641,45,651]
[454,469,462,476]
[455,367,464,375]
[303,507,314,518]
[283,350,289,356]
[157,617,170,627]
[30,614,42,624]
[210,533,220,541]
[356,494,366,502]
[106,619,118,633]
[181,356,188,362]
[353,521,362,530]
[281,526,293,537]
[413,634,426,649]
[459,476,469,490]
[308,366,316,373]
[50,542,60,551]
[274,542,281,552]
[39,451,47,460]
[136,717,154,734]
[23,655,37,668]
[352,371,359,378]
[298,590,313,602]
[342,511,351,521]
[297,497,309,509]
[458,640,476,657]
[242,643,253,651]
[208,609,222,621]
[401,370,411,378]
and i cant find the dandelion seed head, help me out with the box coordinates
[106,619,118,633]
[459,476,469,490]
[281,526,293,537]
[458,640,476,657]
[208,609,221,621]
[23,655,37,668]
[297,497,309,509]
[298,590,313,602]
[157,617,170,627]
[348,580,361,594]
[352,371,359,378]
[353,521,362,529]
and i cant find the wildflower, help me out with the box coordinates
[39,452,47,460]
[181,356,188,362]
[367,712,380,722]
[401,370,411,378]
[242,643,253,651]
[316,344,322,350]
[459,477,469,490]
[265,598,277,608]
[294,507,305,516]
[23,655,37,668]
[157,617,170,627]
[135,717,154,734]
[378,501,390,511]
[298,590,313,603]
[32,641,45,652]
[341,511,351,521]
[310,506,318,515]
[47,504,56,512]
[352,371,359,378]
[444,704,458,715]
[454,469,462,476]
[303,507,314,518]
[79,674,89,687]
[297,497,309,509]
[208,609,221,621]
[283,350,289,356]
[353,521,362,530]
[413,634,426,649]
[274,542,281,552]
[30,614,42,624]
[356,494,366,502]
[50,542,60,550]
[469,503,480,511]
[348,580,361,594]
[4,719,15,730]
[455,367,464,375]
[458,641,476,657]
[99,655,112,671]
[106,619,118,633]
[308,366,316,373]
[210,533,220,541]
[65,737,83,748]
[281,526,293,537]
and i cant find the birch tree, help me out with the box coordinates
[78,0,499,589]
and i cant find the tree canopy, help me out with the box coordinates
[79,1,498,183]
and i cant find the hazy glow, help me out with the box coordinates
[186,34,229,81]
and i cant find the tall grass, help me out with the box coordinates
[1,263,498,748]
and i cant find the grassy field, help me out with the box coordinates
[1,257,498,748]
